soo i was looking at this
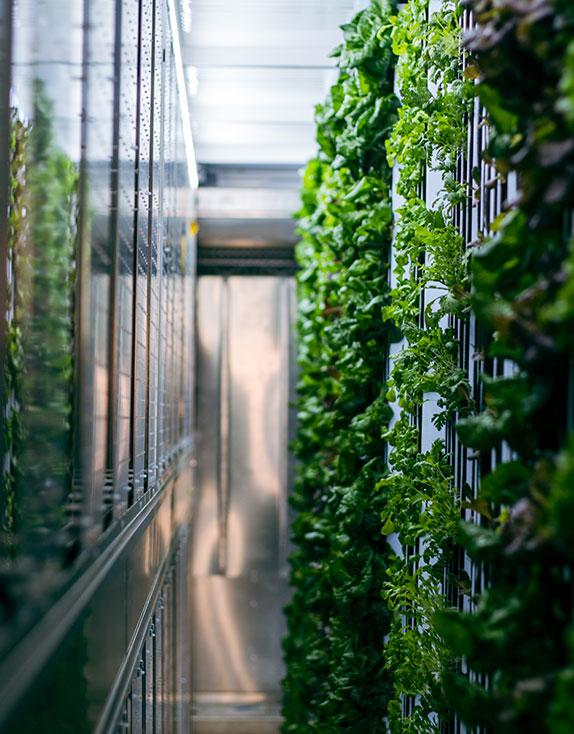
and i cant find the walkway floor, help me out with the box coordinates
[192,724,280,734]
[191,695,282,734]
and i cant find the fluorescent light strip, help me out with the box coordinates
[181,0,193,33]
[167,0,199,189]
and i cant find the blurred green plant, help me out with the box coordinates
[378,2,475,731]
[3,109,31,559]
[436,0,574,731]
[282,2,399,731]
[2,82,77,573]
[284,0,574,730]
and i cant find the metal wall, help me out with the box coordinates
[191,275,295,731]
[0,1,196,732]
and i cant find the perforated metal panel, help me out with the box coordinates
[0,1,197,731]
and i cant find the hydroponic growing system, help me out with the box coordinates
[283,1,574,732]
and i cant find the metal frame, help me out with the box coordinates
[0,0,12,518]
[0,1,197,731]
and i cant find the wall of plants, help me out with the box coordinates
[380,0,474,730]
[284,0,574,731]
[282,1,398,730]
[436,0,574,731]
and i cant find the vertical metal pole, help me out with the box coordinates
[71,0,90,549]
[143,0,152,495]
[130,0,144,507]
[278,278,290,578]
[147,0,158,486]
[145,0,159,494]
[105,0,123,527]
[73,0,98,545]
[0,0,12,523]
[217,278,229,574]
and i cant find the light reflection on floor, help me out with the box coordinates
[191,692,281,733]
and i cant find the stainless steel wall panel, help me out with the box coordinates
[156,49,177,477]
[83,563,129,729]
[138,0,153,246]
[126,485,173,642]
[227,278,283,576]
[147,0,169,491]
[160,589,169,733]
[0,0,9,514]
[183,236,196,439]
[84,0,117,533]
[193,275,294,713]
[114,271,135,514]
[134,238,148,499]
[114,0,140,510]
[194,277,224,576]
[89,487,191,734]
[191,576,290,694]
[116,696,130,733]
[175,528,193,733]
[144,622,154,731]
[147,265,160,491]
[173,455,194,532]
[140,0,155,493]
[157,238,170,474]
[0,0,196,730]
[148,0,166,491]
[154,596,165,732]
[163,571,174,732]
[131,0,147,503]
[131,660,144,734]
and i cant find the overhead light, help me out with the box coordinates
[181,0,192,33]
[186,66,199,97]
[167,0,199,189]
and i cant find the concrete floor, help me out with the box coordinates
[192,724,280,734]
[191,694,281,734]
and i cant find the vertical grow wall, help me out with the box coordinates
[285,0,574,732]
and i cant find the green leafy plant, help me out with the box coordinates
[282,2,399,731]
[435,1,574,732]
[285,0,574,731]
[378,2,475,730]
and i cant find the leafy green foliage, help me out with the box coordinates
[282,2,398,731]
[437,0,574,731]
[378,2,474,730]
[285,0,574,731]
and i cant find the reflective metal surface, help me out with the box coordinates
[0,1,197,732]
[191,576,290,693]
[196,183,300,274]
[192,276,295,719]
[0,0,10,494]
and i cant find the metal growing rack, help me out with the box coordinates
[0,1,197,731]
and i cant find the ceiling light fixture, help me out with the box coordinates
[167,0,199,189]
[181,0,192,33]
[186,66,199,97]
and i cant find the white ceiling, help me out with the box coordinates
[181,0,366,166]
